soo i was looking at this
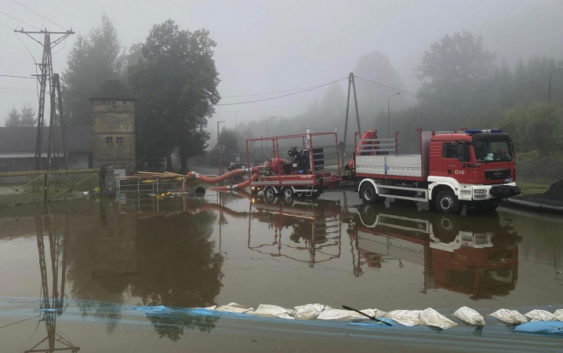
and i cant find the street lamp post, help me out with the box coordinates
[217,120,224,175]
[387,92,401,138]
[548,67,563,104]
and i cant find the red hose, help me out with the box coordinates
[181,168,258,192]
[211,172,259,191]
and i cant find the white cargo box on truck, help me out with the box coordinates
[356,154,424,178]
[354,131,432,180]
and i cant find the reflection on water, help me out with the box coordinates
[1,190,562,348]
[352,204,519,299]
[64,199,223,340]
[27,206,79,353]
[184,191,344,266]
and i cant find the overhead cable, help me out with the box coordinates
[12,0,67,31]
[0,74,35,79]
[0,9,40,30]
[217,77,347,106]
[355,75,471,105]
[222,77,347,98]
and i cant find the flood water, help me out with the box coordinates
[0,190,562,352]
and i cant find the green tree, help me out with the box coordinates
[525,103,561,154]
[5,108,21,127]
[63,15,121,126]
[418,32,496,119]
[497,105,528,151]
[129,20,220,171]
[19,104,36,126]
[4,104,36,127]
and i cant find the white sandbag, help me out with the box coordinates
[361,308,386,319]
[489,309,527,324]
[204,305,217,311]
[215,302,254,314]
[453,306,485,326]
[525,309,556,321]
[384,310,422,327]
[419,308,457,329]
[317,308,365,320]
[293,304,325,320]
[254,304,294,320]
[554,309,563,321]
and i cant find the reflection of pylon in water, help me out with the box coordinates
[27,209,78,353]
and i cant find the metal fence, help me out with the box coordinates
[0,169,99,207]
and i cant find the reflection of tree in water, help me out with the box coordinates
[65,200,223,339]
[132,211,222,307]
[65,200,133,333]
[145,310,218,341]
[132,211,223,340]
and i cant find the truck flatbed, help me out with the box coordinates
[355,154,424,179]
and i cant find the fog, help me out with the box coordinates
[2,0,563,143]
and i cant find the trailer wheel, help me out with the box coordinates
[435,189,461,214]
[360,183,378,203]
[263,187,276,203]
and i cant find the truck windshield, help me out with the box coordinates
[473,137,513,162]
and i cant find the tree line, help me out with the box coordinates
[62,16,219,171]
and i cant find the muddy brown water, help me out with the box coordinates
[0,190,561,352]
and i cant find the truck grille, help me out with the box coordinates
[485,169,510,180]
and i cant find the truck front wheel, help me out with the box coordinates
[435,189,461,214]
[360,183,381,203]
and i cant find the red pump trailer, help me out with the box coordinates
[354,129,521,213]
[245,130,341,200]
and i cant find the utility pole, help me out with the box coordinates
[15,29,73,171]
[16,28,73,201]
[217,120,224,175]
[342,73,361,169]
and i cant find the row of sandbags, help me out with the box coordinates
[206,303,563,329]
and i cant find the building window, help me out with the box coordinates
[116,136,123,145]
[106,136,113,144]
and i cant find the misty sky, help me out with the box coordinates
[2,0,563,140]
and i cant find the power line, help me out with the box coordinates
[12,0,67,31]
[15,32,39,63]
[217,77,347,106]
[0,86,37,92]
[354,75,472,105]
[0,74,35,79]
[0,9,40,30]
[222,77,347,98]
[0,22,15,31]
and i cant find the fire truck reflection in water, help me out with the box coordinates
[352,205,520,299]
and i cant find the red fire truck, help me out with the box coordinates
[353,129,521,213]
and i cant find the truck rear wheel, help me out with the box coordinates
[360,183,381,203]
[435,189,461,214]
[281,186,294,201]
[263,187,276,203]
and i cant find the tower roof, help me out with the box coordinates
[90,80,135,101]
